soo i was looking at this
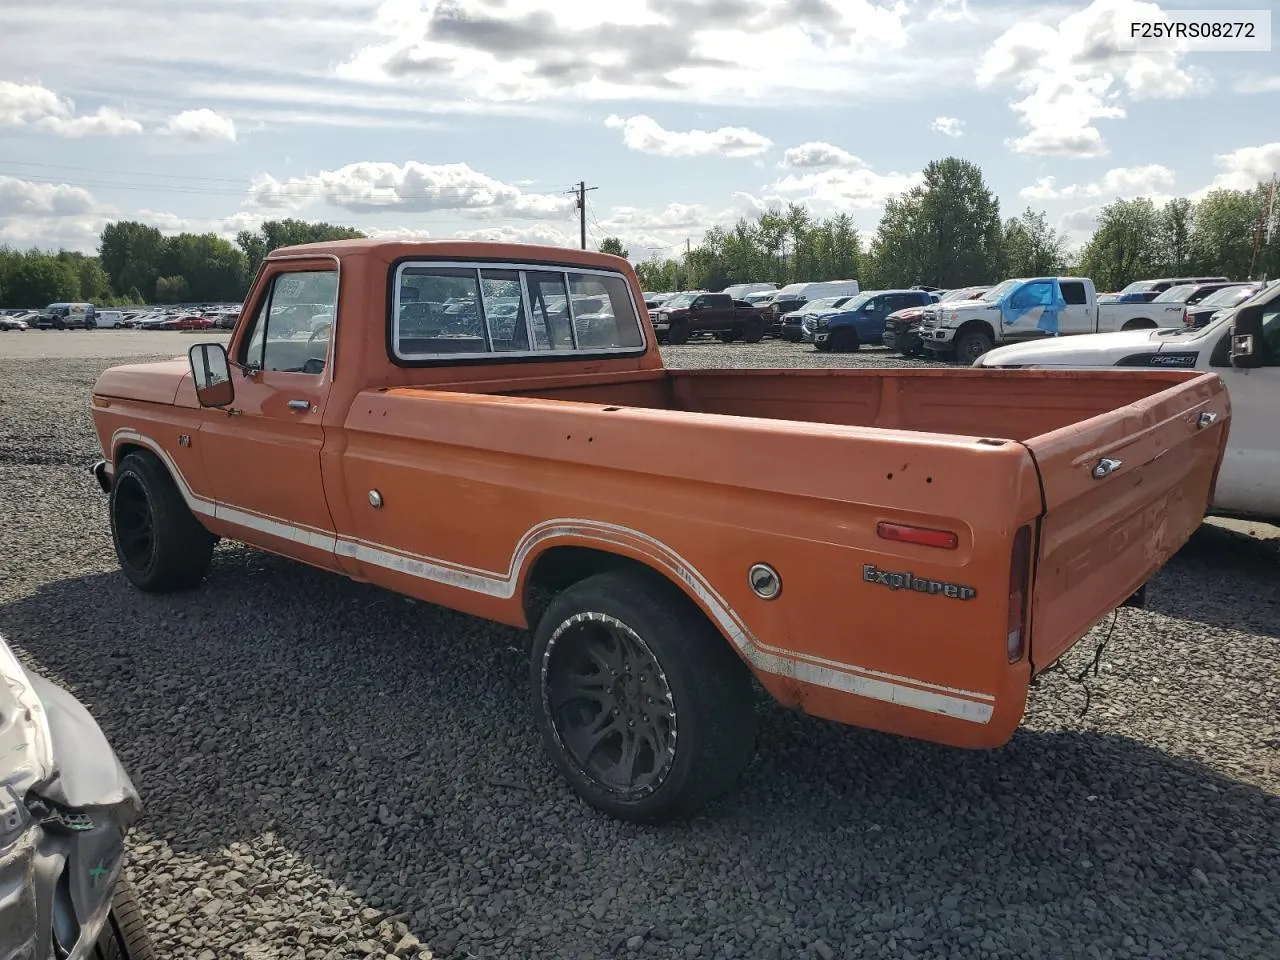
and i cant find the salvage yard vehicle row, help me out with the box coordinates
[89,240,1229,823]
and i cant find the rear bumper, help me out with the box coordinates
[91,459,112,494]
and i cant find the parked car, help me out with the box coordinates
[651,291,769,343]
[643,292,675,312]
[778,295,860,342]
[160,314,215,330]
[919,276,1187,364]
[1147,281,1251,328]
[803,289,935,352]
[0,314,30,331]
[1114,276,1230,303]
[883,286,988,357]
[35,302,97,329]
[89,238,1226,823]
[758,280,862,333]
[976,280,1280,524]
[97,310,127,329]
[0,631,155,958]
[1183,282,1267,329]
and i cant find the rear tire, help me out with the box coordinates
[531,569,757,823]
[1122,318,1156,331]
[742,315,765,343]
[110,451,216,592]
[954,328,994,364]
[94,878,157,960]
[829,328,859,353]
[666,320,691,345]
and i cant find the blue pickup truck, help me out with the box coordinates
[802,289,936,352]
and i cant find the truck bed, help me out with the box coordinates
[439,365,1210,441]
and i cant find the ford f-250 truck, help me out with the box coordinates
[88,240,1229,823]
[977,281,1280,525]
[919,277,1182,364]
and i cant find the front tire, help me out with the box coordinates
[954,328,994,364]
[532,569,757,823]
[829,328,859,353]
[110,451,215,592]
[666,320,691,345]
[95,878,157,960]
[742,315,765,343]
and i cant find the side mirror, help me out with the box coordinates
[189,343,235,407]
[1230,307,1264,368]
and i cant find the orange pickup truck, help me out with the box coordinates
[89,240,1230,822]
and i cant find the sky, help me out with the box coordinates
[1,0,1278,260]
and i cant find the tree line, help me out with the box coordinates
[0,219,364,309]
[621,157,1279,294]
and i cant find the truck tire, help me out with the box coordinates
[531,568,757,823]
[110,451,216,592]
[715,329,741,343]
[742,315,765,343]
[95,878,157,960]
[954,328,994,364]
[828,328,859,353]
[1122,318,1156,331]
[666,320,691,345]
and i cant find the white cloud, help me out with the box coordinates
[364,227,435,241]
[454,223,575,246]
[977,0,1207,157]
[930,116,963,138]
[1193,142,1280,199]
[245,161,575,220]
[0,81,141,138]
[341,0,924,106]
[133,209,267,241]
[779,141,866,169]
[1019,164,1176,201]
[160,108,238,142]
[927,0,975,22]
[0,176,113,252]
[1234,75,1280,95]
[772,166,924,211]
[604,114,772,158]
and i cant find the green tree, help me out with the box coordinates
[1077,198,1163,291]
[0,253,79,307]
[598,236,629,258]
[163,233,248,302]
[235,219,365,270]
[99,221,167,302]
[154,274,191,303]
[635,257,679,291]
[915,157,1004,286]
[1189,188,1266,280]
[1002,207,1068,277]
[1156,198,1194,275]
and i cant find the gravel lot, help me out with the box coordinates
[1,333,1277,960]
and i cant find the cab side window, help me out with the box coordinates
[241,270,338,375]
[1060,281,1088,306]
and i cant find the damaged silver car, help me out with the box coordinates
[1,632,154,959]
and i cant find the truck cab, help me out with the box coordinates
[977,281,1280,524]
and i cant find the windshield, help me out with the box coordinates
[980,280,1019,302]
[1119,280,1157,295]
[1199,285,1256,308]
[942,286,987,302]
[664,293,696,308]
[1153,284,1198,303]
[801,297,844,312]
[843,292,873,310]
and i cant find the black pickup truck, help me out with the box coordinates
[650,292,770,344]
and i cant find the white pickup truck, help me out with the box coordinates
[918,277,1179,364]
[975,281,1280,524]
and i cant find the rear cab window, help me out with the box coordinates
[392,259,646,362]
[1059,281,1088,305]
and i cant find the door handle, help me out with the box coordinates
[288,399,311,412]
[1092,457,1123,479]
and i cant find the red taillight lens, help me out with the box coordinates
[1183,308,1190,326]
[1007,524,1033,662]
[876,521,959,550]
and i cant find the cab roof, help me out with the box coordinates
[267,238,632,273]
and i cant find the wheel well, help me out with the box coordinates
[522,546,699,632]
[954,318,995,342]
[114,442,146,467]
[1122,318,1156,330]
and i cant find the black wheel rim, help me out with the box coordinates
[542,612,677,800]
[960,338,988,363]
[114,474,155,571]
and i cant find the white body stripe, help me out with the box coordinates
[110,428,996,724]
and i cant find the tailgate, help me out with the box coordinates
[1022,372,1230,672]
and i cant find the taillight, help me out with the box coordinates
[1182,308,1190,326]
[876,521,959,550]
[1007,525,1032,662]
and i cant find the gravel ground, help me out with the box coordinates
[1,340,1277,960]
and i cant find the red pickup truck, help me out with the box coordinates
[89,240,1229,823]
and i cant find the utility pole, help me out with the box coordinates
[566,181,598,250]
